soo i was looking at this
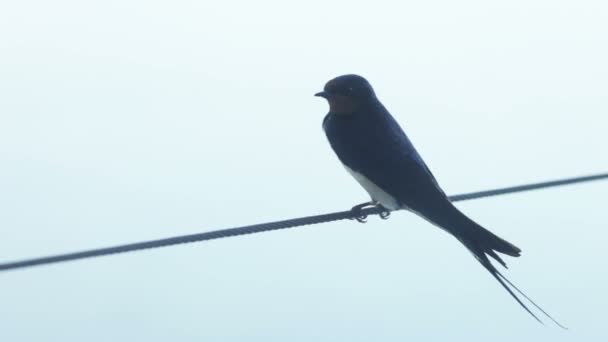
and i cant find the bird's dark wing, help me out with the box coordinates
[325,110,448,212]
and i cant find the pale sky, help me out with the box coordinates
[1,1,607,341]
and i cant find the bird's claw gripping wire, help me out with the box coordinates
[349,202,371,223]
[379,207,391,219]
[349,202,391,223]
[353,212,368,223]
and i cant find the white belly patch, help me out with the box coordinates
[343,165,401,210]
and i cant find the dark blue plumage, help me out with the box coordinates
[316,74,564,327]
[322,97,446,212]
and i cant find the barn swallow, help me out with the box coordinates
[316,74,564,327]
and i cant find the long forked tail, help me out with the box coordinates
[470,243,567,329]
[436,203,567,328]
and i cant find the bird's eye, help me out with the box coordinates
[347,87,354,93]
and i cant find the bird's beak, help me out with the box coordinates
[314,91,329,98]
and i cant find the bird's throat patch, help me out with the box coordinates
[329,95,358,114]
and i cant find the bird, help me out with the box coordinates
[316,74,564,327]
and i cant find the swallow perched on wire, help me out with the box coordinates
[316,74,564,327]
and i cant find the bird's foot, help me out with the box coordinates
[350,202,373,223]
[378,205,391,220]
[349,202,391,223]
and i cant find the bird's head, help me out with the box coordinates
[315,74,377,114]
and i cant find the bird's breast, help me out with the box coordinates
[323,111,404,210]
[343,165,401,210]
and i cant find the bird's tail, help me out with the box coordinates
[431,202,566,328]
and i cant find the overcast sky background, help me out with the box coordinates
[1,0,607,341]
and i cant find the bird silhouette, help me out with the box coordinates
[316,74,564,327]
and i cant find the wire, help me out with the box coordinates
[448,173,608,201]
[0,172,606,272]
